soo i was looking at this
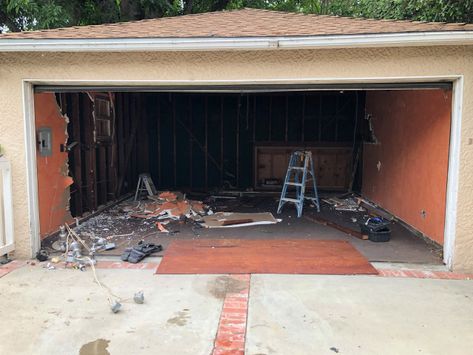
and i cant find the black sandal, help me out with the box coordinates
[123,242,163,263]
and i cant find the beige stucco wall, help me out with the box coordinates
[0,46,472,270]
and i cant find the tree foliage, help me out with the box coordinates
[1,0,472,32]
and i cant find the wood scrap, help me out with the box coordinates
[222,219,254,226]
[322,197,363,211]
[356,198,395,221]
[305,216,368,240]
[156,222,169,233]
[201,212,281,228]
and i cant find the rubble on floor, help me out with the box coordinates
[322,196,365,212]
[61,190,282,256]
[126,191,210,220]
[317,193,395,242]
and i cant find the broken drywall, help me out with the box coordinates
[35,93,74,238]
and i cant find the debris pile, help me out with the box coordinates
[322,196,365,212]
[126,191,210,221]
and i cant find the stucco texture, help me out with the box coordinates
[0,46,472,270]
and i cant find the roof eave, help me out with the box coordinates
[0,31,472,52]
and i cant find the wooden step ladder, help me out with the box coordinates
[277,151,320,217]
[134,173,157,201]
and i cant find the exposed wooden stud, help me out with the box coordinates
[236,95,241,187]
[157,97,162,187]
[318,94,322,142]
[268,95,272,141]
[220,96,224,187]
[123,94,131,192]
[204,96,209,191]
[81,93,97,211]
[116,95,140,197]
[98,146,107,204]
[137,94,149,176]
[189,95,193,190]
[172,94,177,188]
[126,95,133,191]
[115,94,123,186]
[285,95,289,142]
[349,92,360,192]
[301,94,306,142]
[252,96,256,143]
[70,93,83,216]
[106,93,118,200]
[252,96,257,188]
[59,93,68,114]
[131,94,139,188]
[335,95,339,141]
[246,95,250,130]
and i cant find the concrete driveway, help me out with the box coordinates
[0,260,472,355]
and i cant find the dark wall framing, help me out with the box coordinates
[58,90,365,214]
[58,92,147,217]
[146,91,365,191]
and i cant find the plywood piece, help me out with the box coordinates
[255,145,352,190]
[156,239,378,275]
[201,212,280,228]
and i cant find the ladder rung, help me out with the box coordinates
[281,197,301,203]
[285,182,303,186]
[288,167,304,170]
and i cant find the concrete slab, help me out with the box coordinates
[247,275,473,355]
[0,265,223,355]
[372,262,449,272]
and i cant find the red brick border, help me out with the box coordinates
[93,260,159,270]
[377,268,473,280]
[212,274,251,355]
[49,260,160,270]
[0,260,27,278]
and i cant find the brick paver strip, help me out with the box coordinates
[94,260,159,270]
[212,274,251,355]
[0,260,27,278]
[377,268,473,280]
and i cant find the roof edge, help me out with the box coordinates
[0,31,472,52]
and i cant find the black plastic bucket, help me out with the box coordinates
[368,227,391,242]
[359,217,391,242]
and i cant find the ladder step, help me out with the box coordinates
[288,167,304,170]
[285,182,303,186]
[281,197,301,203]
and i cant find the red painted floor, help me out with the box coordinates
[156,239,378,275]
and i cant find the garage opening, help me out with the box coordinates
[34,85,452,266]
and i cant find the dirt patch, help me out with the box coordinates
[79,339,110,355]
[167,309,190,326]
[207,275,247,299]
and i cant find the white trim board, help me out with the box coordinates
[22,76,462,269]
[2,31,473,52]
[443,77,463,268]
[23,82,41,256]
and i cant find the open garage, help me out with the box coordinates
[0,9,472,272]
